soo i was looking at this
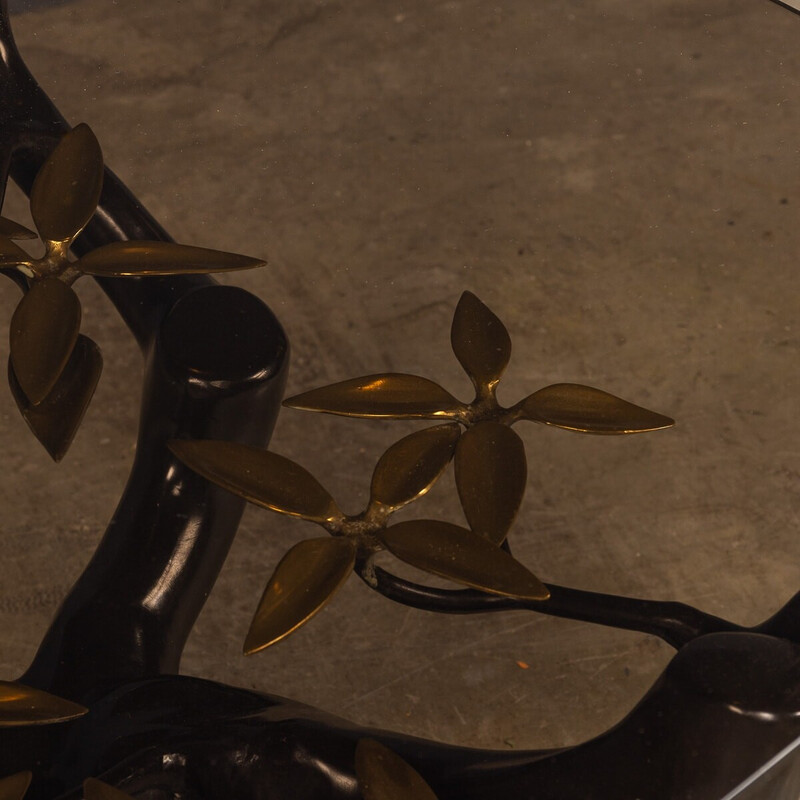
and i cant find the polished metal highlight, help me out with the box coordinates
[171,293,674,652]
[31,123,103,245]
[519,382,675,434]
[0,681,87,726]
[381,520,549,601]
[244,537,357,654]
[285,291,674,547]
[168,439,345,525]
[286,373,464,419]
[170,421,548,651]
[76,240,264,276]
[369,423,460,512]
[355,739,439,800]
[0,124,266,460]
[284,291,674,435]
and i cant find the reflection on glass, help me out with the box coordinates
[723,734,800,800]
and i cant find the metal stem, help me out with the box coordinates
[358,562,742,649]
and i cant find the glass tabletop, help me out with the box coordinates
[723,734,800,800]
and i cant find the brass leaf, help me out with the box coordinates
[168,439,344,525]
[76,240,264,276]
[355,739,438,800]
[0,218,36,240]
[0,238,33,266]
[0,680,87,726]
[244,537,356,654]
[520,383,674,434]
[9,335,102,461]
[0,772,31,800]
[450,291,511,394]
[83,778,135,800]
[369,424,460,512]
[284,374,464,419]
[30,123,103,244]
[381,520,549,601]
[9,277,81,406]
[454,422,526,545]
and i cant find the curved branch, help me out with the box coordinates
[0,7,291,701]
[20,286,289,700]
[0,1,209,350]
[357,560,742,650]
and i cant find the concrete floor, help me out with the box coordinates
[0,0,798,756]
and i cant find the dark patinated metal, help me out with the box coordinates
[1,1,800,798]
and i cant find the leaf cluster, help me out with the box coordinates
[0,125,264,460]
[170,292,674,654]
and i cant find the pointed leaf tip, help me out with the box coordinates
[355,739,439,800]
[244,537,356,653]
[451,291,511,393]
[9,335,103,461]
[381,520,549,601]
[370,423,460,511]
[0,680,87,727]
[168,439,343,524]
[520,383,674,434]
[284,374,464,419]
[31,123,103,244]
[76,240,264,276]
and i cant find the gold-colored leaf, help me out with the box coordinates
[0,680,87,726]
[30,123,103,244]
[0,237,33,266]
[0,772,31,800]
[0,218,36,240]
[284,374,464,419]
[83,778,135,800]
[76,240,264,276]
[381,520,549,601]
[519,383,674,434]
[168,439,344,525]
[9,335,102,462]
[450,291,511,394]
[244,537,356,654]
[355,739,438,800]
[9,277,81,406]
[370,424,460,512]
[454,422,526,545]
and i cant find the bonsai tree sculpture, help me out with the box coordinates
[1,2,800,799]
[168,290,673,657]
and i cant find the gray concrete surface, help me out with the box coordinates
[0,0,798,754]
